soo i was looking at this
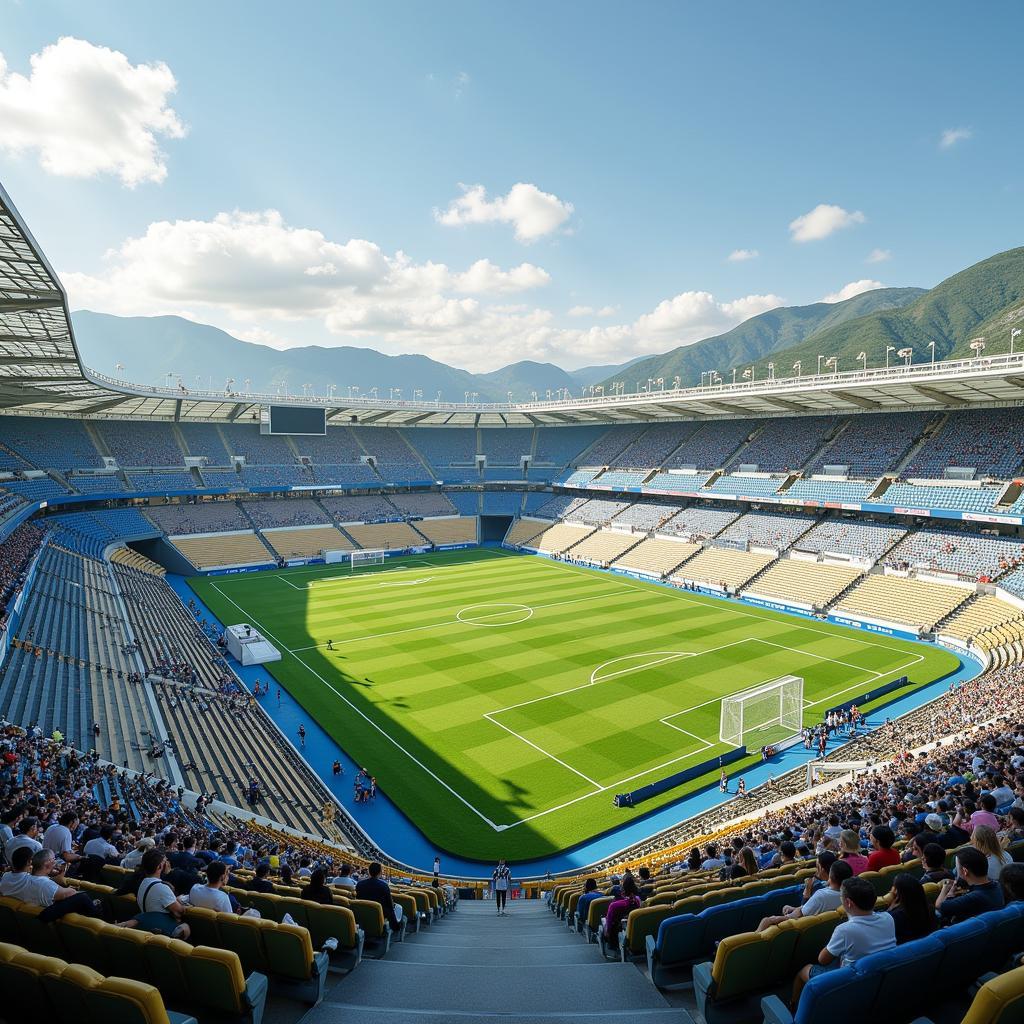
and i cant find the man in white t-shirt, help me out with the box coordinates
[188,861,234,914]
[4,817,43,861]
[83,825,120,862]
[757,854,850,931]
[0,846,35,899]
[42,812,81,865]
[792,876,896,1006]
[24,849,78,909]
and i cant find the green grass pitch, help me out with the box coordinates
[188,548,960,862]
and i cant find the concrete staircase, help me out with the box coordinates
[301,900,685,1024]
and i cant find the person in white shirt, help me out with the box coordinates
[331,863,357,887]
[188,861,234,914]
[4,817,43,861]
[121,837,156,870]
[82,825,120,862]
[792,876,896,1006]
[757,854,850,931]
[24,849,78,909]
[42,812,80,865]
[0,846,35,899]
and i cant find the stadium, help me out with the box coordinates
[3,9,1024,1024]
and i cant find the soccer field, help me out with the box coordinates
[189,548,960,861]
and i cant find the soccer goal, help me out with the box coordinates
[350,549,386,572]
[719,675,804,748]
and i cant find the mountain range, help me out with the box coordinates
[70,245,1024,404]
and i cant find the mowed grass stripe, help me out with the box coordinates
[190,550,961,861]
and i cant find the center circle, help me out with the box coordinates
[456,603,534,627]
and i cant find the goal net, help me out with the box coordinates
[719,675,804,748]
[350,549,386,572]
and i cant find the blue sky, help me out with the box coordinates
[1,1,1020,371]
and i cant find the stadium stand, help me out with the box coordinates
[1,476,71,501]
[566,529,641,566]
[794,518,907,561]
[744,557,863,607]
[529,521,595,554]
[94,421,185,468]
[532,425,605,465]
[613,536,700,576]
[672,547,775,590]
[481,491,522,515]
[177,421,231,462]
[503,517,547,548]
[834,573,971,629]
[717,510,817,549]
[664,419,754,469]
[612,501,683,530]
[659,503,741,538]
[68,473,127,494]
[320,494,398,522]
[882,482,1003,513]
[451,491,483,515]
[565,498,631,524]
[482,428,533,465]
[196,466,242,489]
[0,522,43,629]
[144,502,250,535]
[172,532,273,570]
[575,426,645,466]
[703,473,785,497]
[887,526,1024,579]
[310,462,380,485]
[219,424,297,464]
[533,495,588,520]
[643,471,711,493]
[560,468,603,487]
[905,408,1024,478]
[734,415,836,471]
[523,492,550,513]
[808,410,936,476]
[0,416,104,470]
[125,471,198,493]
[409,427,478,467]
[388,492,458,517]
[610,423,702,468]
[414,517,477,546]
[591,469,649,488]
[240,498,329,528]
[263,526,354,559]
[343,521,427,550]
[783,477,875,502]
[941,594,1024,646]
[238,464,314,488]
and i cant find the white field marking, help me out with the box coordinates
[456,603,534,626]
[659,715,715,751]
[288,588,629,653]
[208,582,503,831]
[484,714,601,789]
[590,651,696,685]
[379,577,436,587]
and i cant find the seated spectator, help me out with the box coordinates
[169,835,205,873]
[685,848,702,872]
[699,843,725,871]
[729,846,759,880]
[304,867,334,905]
[248,862,275,892]
[122,848,191,939]
[575,877,604,929]
[936,846,1005,925]
[331,862,357,888]
[887,873,933,944]
[971,824,1013,880]
[355,861,403,930]
[0,845,34,897]
[25,849,100,921]
[189,861,234,913]
[4,816,42,860]
[971,793,1002,832]
[793,876,897,1005]
[931,811,969,850]
[758,855,850,931]
[838,830,869,875]
[1001,807,1024,844]
[1001,862,1024,903]
[921,842,954,883]
[603,875,641,945]
[866,825,900,870]
[121,836,156,870]
[42,812,81,865]
[636,865,655,897]
[83,824,121,863]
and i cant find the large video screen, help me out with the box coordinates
[263,405,327,435]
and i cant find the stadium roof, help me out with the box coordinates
[4,180,1024,427]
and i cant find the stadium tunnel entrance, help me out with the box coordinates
[480,514,513,542]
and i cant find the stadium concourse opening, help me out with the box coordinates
[188,546,963,864]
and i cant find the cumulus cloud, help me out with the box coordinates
[568,304,618,317]
[866,248,892,263]
[64,208,786,372]
[0,36,185,186]
[940,127,972,149]
[727,248,759,262]
[820,279,886,303]
[789,203,865,243]
[434,182,574,242]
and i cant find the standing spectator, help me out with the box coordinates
[298,724,306,748]
[492,858,512,916]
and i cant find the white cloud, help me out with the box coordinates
[820,279,886,303]
[727,248,759,262]
[64,208,786,372]
[434,182,574,242]
[454,70,470,98]
[940,127,972,149]
[789,203,865,243]
[866,248,892,263]
[568,304,618,317]
[0,36,185,186]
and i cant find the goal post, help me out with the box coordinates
[719,675,804,748]
[350,548,386,572]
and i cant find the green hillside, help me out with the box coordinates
[599,287,924,390]
[752,246,1024,376]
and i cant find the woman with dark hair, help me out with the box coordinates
[1001,862,1024,903]
[686,848,702,872]
[279,864,293,886]
[602,875,641,948]
[304,867,334,905]
[887,874,933,944]
[729,847,759,880]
